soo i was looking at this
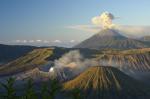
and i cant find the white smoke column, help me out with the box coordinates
[92,12,115,29]
[53,50,98,69]
[54,50,83,69]
[49,50,98,80]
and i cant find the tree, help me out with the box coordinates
[0,77,17,99]
[70,88,84,99]
[40,82,50,99]
[48,79,61,99]
[22,78,37,99]
[39,79,61,99]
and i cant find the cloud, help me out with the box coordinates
[22,40,27,43]
[14,40,49,43]
[43,40,49,43]
[67,12,116,32]
[116,25,150,38]
[53,40,62,43]
[15,40,21,43]
[53,50,98,69]
[29,40,34,43]
[14,40,26,43]
[70,40,76,43]
[67,24,150,38]
[92,12,116,29]
[36,40,42,42]
[66,11,149,37]
[50,50,98,79]
[67,11,150,38]
[67,25,101,33]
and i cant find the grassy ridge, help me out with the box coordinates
[0,48,53,76]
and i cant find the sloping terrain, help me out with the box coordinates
[14,68,51,81]
[96,48,150,72]
[139,36,150,46]
[63,66,150,99]
[0,46,100,77]
[140,36,150,42]
[0,48,53,76]
[74,29,149,49]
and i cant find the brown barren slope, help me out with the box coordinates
[97,48,150,72]
[63,66,150,99]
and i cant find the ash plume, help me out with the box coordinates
[92,12,116,29]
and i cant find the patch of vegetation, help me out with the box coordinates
[0,77,90,99]
[0,77,17,99]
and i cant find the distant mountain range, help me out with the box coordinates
[75,29,150,49]
[63,66,150,99]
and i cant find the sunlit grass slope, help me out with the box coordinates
[0,48,53,76]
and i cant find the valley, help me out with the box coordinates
[0,29,150,99]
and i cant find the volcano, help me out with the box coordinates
[63,66,150,99]
[74,29,149,49]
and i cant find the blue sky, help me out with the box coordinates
[0,0,150,47]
